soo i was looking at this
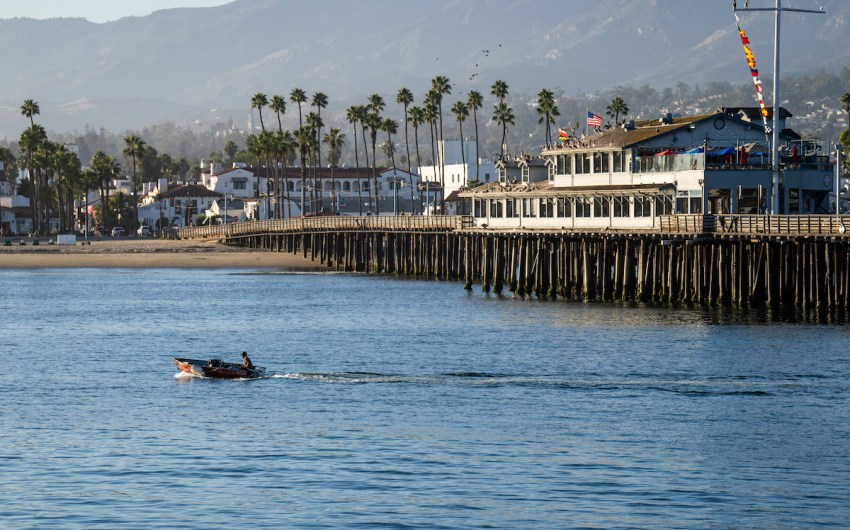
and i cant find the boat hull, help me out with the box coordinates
[173,357,266,379]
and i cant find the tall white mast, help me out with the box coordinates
[735,1,824,214]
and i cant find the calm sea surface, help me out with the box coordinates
[1,268,849,529]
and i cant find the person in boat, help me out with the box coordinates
[241,351,254,370]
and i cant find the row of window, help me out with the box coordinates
[474,196,674,219]
[265,181,382,193]
[552,151,628,176]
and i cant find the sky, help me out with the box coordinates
[0,0,231,23]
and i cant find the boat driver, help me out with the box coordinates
[241,351,254,370]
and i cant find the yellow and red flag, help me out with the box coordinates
[735,14,771,131]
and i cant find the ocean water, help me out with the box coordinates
[1,268,849,529]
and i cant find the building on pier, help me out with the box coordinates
[460,107,835,230]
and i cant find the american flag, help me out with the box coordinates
[587,111,603,127]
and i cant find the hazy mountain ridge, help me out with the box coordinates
[1,0,848,138]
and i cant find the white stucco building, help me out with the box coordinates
[418,140,497,214]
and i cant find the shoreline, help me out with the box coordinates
[0,238,329,270]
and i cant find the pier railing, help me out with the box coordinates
[168,215,474,240]
[661,214,850,237]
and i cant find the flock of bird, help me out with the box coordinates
[435,43,502,83]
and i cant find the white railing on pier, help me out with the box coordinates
[168,215,474,240]
[661,214,850,237]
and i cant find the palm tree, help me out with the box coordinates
[295,126,314,216]
[367,94,385,214]
[491,80,508,104]
[407,106,425,213]
[346,105,365,215]
[451,100,469,186]
[536,89,560,146]
[492,102,515,159]
[381,118,400,212]
[277,130,297,218]
[123,134,146,230]
[305,111,323,211]
[20,99,40,126]
[431,76,452,206]
[290,88,307,128]
[34,141,58,232]
[467,90,483,183]
[423,94,440,213]
[270,95,287,132]
[79,168,98,232]
[311,91,328,172]
[606,96,629,126]
[323,127,346,213]
[357,106,373,213]
[267,130,284,219]
[91,151,120,229]
[52,144,81,233]
[246,133,266,201]
[19,124,48,232]
[0,146,15,181]
[396,88,414,191]
[251,92,269,132]
[490,80,510,158]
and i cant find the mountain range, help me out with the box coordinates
[1,0,848,139]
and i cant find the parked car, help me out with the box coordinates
[111,227,126,237]
[136,225,152,236]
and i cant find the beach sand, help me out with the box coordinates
[0,237,329,270]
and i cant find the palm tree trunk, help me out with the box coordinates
[371,131,380,215]
[353,120,363,216]
[300,149,307,217]
[361,125,373,214]
[428,120,437,215]
[437,108,445,213]
[131,155,138,230]
[403,107,414,213]
[283,161,290,219]
[413,126,423,214]
[473,108,480,183]
[387,130,399,213]
[459,122,466,189]
[330,163,336,214]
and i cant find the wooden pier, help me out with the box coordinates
[170,214,850,310]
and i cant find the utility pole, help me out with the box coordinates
[735,0,824,214]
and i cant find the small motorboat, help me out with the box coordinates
[173,357,266,379]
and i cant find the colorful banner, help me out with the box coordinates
[735,14,771,134]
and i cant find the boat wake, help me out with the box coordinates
[271,372,784,395]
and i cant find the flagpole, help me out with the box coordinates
[585,108,588,137]
[735,0,825,213]
[771,0,781,214]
